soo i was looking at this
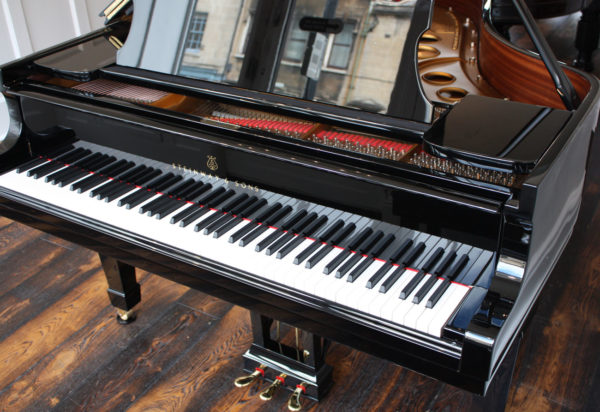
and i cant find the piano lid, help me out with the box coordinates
[116,0,433,122]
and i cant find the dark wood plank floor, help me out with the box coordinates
[1,13,600,412]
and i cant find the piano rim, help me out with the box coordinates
[0,184,503,394]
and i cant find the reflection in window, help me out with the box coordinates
[284,22,310,62]
[328,21,355,69]
[185,12,208,51]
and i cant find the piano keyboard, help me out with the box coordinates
[0,142,494,339]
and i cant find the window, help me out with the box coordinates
[327,21,356,69]
[185,12,208,51]
[284,20,309,62]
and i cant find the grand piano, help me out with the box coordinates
[0,0,598,409]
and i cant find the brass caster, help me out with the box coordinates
[288,383,307,411]
[234,365,266,387]
[259,374,286,401]
[116,309,136,325]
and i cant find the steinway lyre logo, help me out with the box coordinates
[206,155,218,171]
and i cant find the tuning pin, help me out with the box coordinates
[234,365,266,388]
[259,374,286,401]
[287,383,307,411]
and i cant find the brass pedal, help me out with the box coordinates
[234,365,266,387]
[288,382,307,411]
[116,309,135,324]
[259,373,286,401]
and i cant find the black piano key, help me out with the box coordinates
[399,241,427,268]
[263,204,293,226]
[276,235,306,259]
[169,190,213,223]
[266,212,317,256]
[16,145,73,173]
[152,189,195,217]
[134,168,162,186]
[457,250,493,286]
[301,215,328,237]
[378,265,407,293]
[176,187,226,226]
[104,183,138,203]
[294,240,321,265]
[71,160,131,192]
[323,249,350,275]
[306,244,334,269]
[178,206,209,227]
[370,233,395,258]
[60,155,117,187]
[194,210,226,232]
[149,173,179,191]
[317,219,344,242]
[336,230,384,278]
[229,202,281,243]
[29,148,86,179]
[155,199,188,219]
[347,257,375,283]
[121,189,156,209]
[204,196,260,235]
[90,163,142,197]
[50,153,102,185]
[164,179,196,197]
[433,250,457,276]
[389,238,414,263]
[265,232,294,256]
[366,262,393,289]
[218,193,249,213]
[256,229,285,252]
[421,247,445,272]
[16,157,49,173]
[213,216,245,238]
[45,150,96,183]
[239,198,267,219]
[279,209,308,231]
[178,181,206,200]
[335,253,363,278]
[324,227,372,275]
[192,190,236,231]
[357,230,384,254]
[141,178,191,215]
[447,254,470,280]
[412,275,439,304]
[426,279,451,308]
[195,186,226,206]
[140,195,170,214]
[399,269,425,300]
[347,227,373,251]
[239,225,268,247]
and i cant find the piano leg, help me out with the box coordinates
[99,254,141,324]
[236,312,333,404]
[473,331,523,411]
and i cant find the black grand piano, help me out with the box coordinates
[1,0,598,409]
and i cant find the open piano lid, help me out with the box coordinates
[114,0,434,123]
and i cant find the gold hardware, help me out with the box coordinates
[101,0,130,22]
[259,374,286,401]
[116,308,135,324]
[417,45,440,59]
[436,87,468,103]
[108,35,123,49]
[421,71,456,86]
[421,32,439,42]
[288,382,307,411]
[234,365,266,387]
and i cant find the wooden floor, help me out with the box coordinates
[2,15,600,412]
